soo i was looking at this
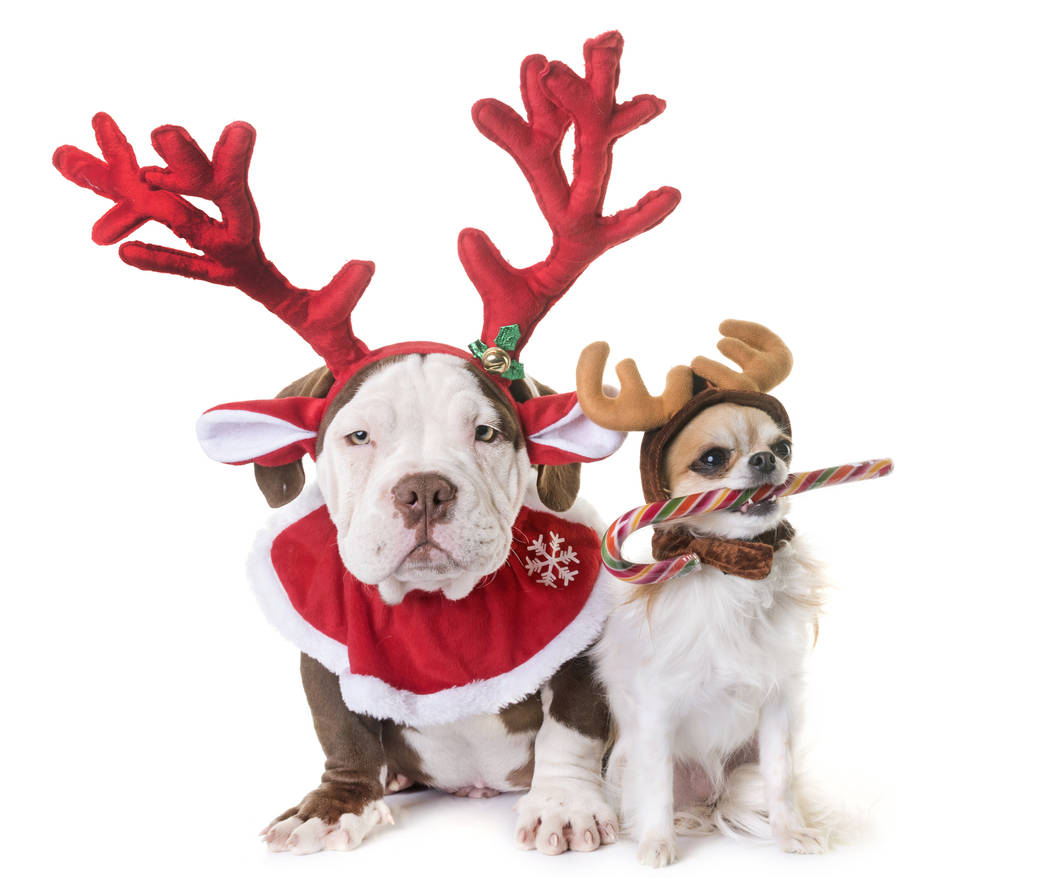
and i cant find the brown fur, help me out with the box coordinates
[471,369,525,450]
[499,692,543,734]
[283,654,387,824]
[505,753,535,790]
[547,654,609,742]
[380,722,433,788]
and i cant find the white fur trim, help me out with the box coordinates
[340,568,614,726]
[247,482,615,727]
[247,484,349,674]
[527,400,626,460]
[197,409,316,464]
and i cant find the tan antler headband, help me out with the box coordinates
[576,319,793,432]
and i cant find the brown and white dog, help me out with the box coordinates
[577,322,830,866]
[251,358,619,854]
[53,31,680,858]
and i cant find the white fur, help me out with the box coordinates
[264,801,394,853]
[514,684,619,855]
[597,540,828,864]
[596,405,830,865]
[403,713,533,794]
[316,354,533,605]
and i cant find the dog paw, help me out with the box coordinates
[773,820,827,854]
[262,800,394,853]
[637,834,678,868]
[514,784,618,855]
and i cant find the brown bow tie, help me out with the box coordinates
[650,521,796,580]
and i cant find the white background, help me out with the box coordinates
[3,1,1047,875]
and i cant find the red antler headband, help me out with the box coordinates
[54,32,680,468]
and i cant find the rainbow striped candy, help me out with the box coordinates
[602,459,894,584]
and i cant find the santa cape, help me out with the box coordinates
[249,485,615,726]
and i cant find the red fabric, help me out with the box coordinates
[270,504,600,695]
[200,342,615,469]
[53,115,373,377]
[53,32,680,390]
[201,397,328,465]
[460,31,680,351]
[242,441,316,468]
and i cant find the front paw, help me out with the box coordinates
[637,833,677,868]
[514,784,618,855]
[262,789,393,854]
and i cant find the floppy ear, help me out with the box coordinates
[510,377,582,513]
[253,366,334,507]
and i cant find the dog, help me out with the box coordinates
[577,321,830,866]
[252,357,619,855]
[53,32,681,857]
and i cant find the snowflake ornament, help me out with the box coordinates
[525,531,580,588]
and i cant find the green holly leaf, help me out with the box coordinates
[494,324,521,351]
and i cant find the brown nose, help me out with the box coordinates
[392,472,458,528]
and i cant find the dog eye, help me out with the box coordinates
[345,430,370,446]
[772,440,792,459]
[475,425,499,443]
[691,447,728,472]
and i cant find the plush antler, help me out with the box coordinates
[576,321,793,432]
[690,319,793,392]
[53,113,373,378]
[461,31,681,356]
[576,342,695,432]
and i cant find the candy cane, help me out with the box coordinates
[602,459,894,584]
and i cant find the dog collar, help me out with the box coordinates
[650,522,796,580]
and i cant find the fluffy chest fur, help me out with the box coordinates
[596,538,823,782]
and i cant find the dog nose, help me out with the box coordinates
[392,472,458,526]
[749,452,777,475]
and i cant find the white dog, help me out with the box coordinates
[577,321,830,866]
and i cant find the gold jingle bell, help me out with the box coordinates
[480,346,512,375]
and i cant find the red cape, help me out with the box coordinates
[249,487,613,725]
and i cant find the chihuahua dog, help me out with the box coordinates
[577,321,829,866]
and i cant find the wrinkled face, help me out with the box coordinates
[315,354,532,604]
[661,403,792,539]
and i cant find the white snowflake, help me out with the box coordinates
[525,531,579,588]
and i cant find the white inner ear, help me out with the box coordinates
[527,400,627,459]
[196,409,316,464]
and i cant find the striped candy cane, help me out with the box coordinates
[602,459,894,584]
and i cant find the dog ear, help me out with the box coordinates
[510,377,582,512]
[253,366,335,507]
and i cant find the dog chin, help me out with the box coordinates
[373,540,511,605]
[376,567,482,605]
[341,525,513,605]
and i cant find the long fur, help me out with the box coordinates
[594,403,834,865]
